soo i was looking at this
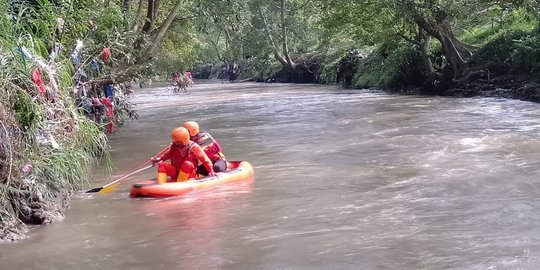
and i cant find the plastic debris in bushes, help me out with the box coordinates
[16,46,33,61]
[71,39,84,67]
[22,164,33,174]
[102,83,114,98]
[50,18,64,62]
[71,51,81,67]
[74,68,88,85]
[75,39,84,52]
[88,20,97,32]
[55,18,65,39]
[91,58,101,73]
[36,130,60,149]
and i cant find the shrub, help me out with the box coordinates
[353,42,426,89]
[473,29,540,77]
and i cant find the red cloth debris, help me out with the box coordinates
[31,68,47,94]
[100,98,115,133]
[102,48,111,62]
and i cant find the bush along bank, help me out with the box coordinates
[343,28,540,102]
[199,27,540,103]
[195,44,354,85]
[0,74,110,241]
[0,0,169,240]
[0,4,116,242]
[450,28,540,101]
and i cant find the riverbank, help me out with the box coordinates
[197,25,539,104]
[0,0,152,242]
[0,87,110,241]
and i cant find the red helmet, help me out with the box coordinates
[171,127,189,145]
[183,121,200,137]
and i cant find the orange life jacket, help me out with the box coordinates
[192,131,225,162]
[168,142,197,169]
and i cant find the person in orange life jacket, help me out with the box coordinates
[182,121,227,176]
[151,127,216,184]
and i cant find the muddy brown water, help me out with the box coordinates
[2,81,540,269]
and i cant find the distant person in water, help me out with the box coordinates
[172,72,180,87]
[182,71,195,87]
[183,70,193,81]
[152,127,216,184]
[183,121,227,175]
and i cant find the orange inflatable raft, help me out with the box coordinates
[130,161,254,198]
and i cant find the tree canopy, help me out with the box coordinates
[2,0,538,82]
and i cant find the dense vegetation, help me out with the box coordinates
[186,1,539,95]
[1,0,539,241]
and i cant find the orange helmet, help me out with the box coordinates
[171,127,190,145]
[183,121,200,137]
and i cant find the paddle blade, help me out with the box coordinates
[86,183,119,194]
[97,184,118,194]
[85,162,154,194]
[86,187,103,193]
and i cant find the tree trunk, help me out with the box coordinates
[154,0,161,22]
[258,6,288,66]
[123,0,132,14]
[413,12,474,79]
[131,0,146,32]
[223,28,235,62]
[122,0,133,30]
[206,30,224,63]
[436,20,472,78]
[280,0,294,68]
[142,0,159,33]
[136,0,183,64]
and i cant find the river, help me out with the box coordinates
[1,81,540,269]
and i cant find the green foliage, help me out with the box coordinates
[354,43,426,89]
[153,23,198,74]
[72,118,109,158]
[508,33,540,75]
[192,0,328,72]
[461,26,500,47]
[461,9,538,47]
[94,7,124,39]
[319,62,338,85]
[353,50,393,88]
[319,0,403,47]
[13,90,41,132]
[55,61,75,96]
[235,56,280,81]
[114,96,139,126]
[317,41,357,85]
[473,28,540,76]
[32,116,112,191]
